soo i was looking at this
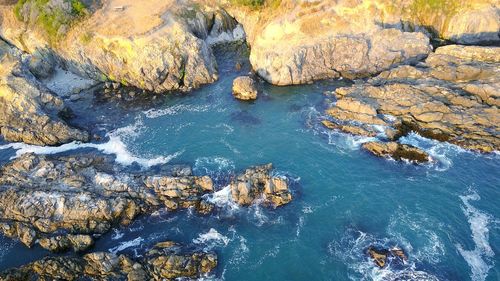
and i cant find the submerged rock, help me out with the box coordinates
[325,45,500,153]
[230,163,292,207]
[232,76,258,100]
[0,43,89,145]
[0,241,217,281]
[362,141,430,163]
[0,154,293,251]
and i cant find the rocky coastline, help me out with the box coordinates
[0,0,499,278]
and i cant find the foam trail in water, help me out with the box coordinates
[0,117,180,168]
[193,228,230,250]
[456,190,495,281]
[109,237,144,254]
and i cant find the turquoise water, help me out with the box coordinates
[0,44,499,281]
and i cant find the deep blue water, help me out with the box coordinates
[0,44,499,281]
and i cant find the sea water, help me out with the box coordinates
[0,44,498,281]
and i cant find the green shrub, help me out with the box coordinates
[14,0,87,44]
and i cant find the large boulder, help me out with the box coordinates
[232,75,258,100]
[324,45,500,153]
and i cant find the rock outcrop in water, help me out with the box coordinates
[0,0,244,92]
[0,153,292,251]
[367,246,407,268]
[324,45,500,153]
[232,76,258,100]
[230,164,292,207]
[0,41,89,145]
[362,142,430,163]
[0,241,217,280]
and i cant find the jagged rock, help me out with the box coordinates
[0,241,217,281]
[146,242,217,280]
[38,234,94,252]
[0,46,89,145]
[362,141,429,163]
[0,153,157,251]
[225,0,498,85]
[144,175,214,213]
[325,45,500,153]
[232,76,258,100]
[0,154,293,251]
[321,120,377,137]
[230,163,292,207]
[368,246,408,268]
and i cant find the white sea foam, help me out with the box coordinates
[456,190,495,281]
[193,228,230,250]
[111,229,124,240]
[143,103,211,119]
[399,132,468,171]
[109,237,144,254]
[0,117,181,168]
[204,185,240,214]
[329,228,440,281]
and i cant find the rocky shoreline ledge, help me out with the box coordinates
[0,153,292,253]
[0,241,217,280]
[323,44,499,161]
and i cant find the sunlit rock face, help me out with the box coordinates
[224,0,499,85]
[0,0,242,93]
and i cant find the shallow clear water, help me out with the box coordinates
[0,44,499,281]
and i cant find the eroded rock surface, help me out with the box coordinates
[362,142,430,163]
[230,163,292,207]
[232,75,258,100]
[324,45,500,152]
[0,41,89,145]
[224,0,499,85]
[0,241,217,281]
[0,0,242,92]
[0,154,293,251]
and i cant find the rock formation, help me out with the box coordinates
[362,142,430,163]
[0,153,292,251]
[324,45,500,153]
[232,75,258,100]
[367,246,408,268]
[0,40,89,145]
[0,241,217,281]
[0,0,244,93]
[224,0,499,85]
[230,164,292,207]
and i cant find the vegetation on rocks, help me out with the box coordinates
[14,0,87,43]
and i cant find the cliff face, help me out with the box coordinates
[0,40,88,145]
[224,0,499,85]
[1,0,498,89]
[0,0,241,93]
